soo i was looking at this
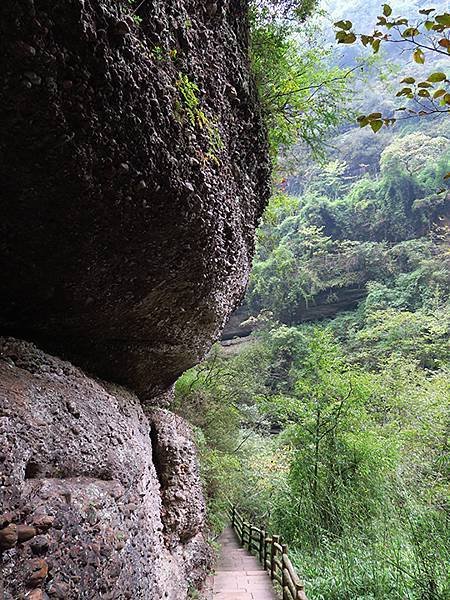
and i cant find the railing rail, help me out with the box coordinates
[227,502,308,600]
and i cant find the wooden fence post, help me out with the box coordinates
[282,543,288,600]
[264,534,268,571]
[271,535,279,582]
[259,528,265,564]
[231,506,235,530]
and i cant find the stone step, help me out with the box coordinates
[212,527,277,600]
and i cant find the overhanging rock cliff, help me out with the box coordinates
[0,0,270,597]
[0,0,270,399]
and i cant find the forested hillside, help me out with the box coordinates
[249,118,450,327]
[175,1,450,599]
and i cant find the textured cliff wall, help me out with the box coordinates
[0,338,212,599]
[0,0,270,399]
[0,0,270,597]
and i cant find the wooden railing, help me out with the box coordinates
[228,502,308,600]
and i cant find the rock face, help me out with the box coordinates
[0,0,270,399]
[0,337,213,599]
[221,286,367,344]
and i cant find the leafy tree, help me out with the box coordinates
[380,131,450,176]
[352,305,450,368]
[251,0,318,22]
[334,4,450,133]
[256,329,396,537]
[250,2,353,158]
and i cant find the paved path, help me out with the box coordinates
[212,526,278,600]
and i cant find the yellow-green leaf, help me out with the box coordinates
[435,13,450,26]
[427,72,447,82]
[334,20,353,30]
[383,4,392,17]
[413,48,425,64]
[403,27,420,37]
[396,87,413,97]
[357,115,370,128]
[370,120,383,132]
[337,32,357,44]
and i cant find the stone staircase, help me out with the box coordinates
[212,527,277,600]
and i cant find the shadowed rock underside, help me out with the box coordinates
[0,0,270,399]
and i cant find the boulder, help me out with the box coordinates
[0,0,270,399]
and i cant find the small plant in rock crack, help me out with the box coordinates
[176,73,208,128]
[151,45,165,61]
[123,0,143,25]
[150,46,178,62]
[176,72,224,164]
[205,122,225,165]
[187,587,200,599]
